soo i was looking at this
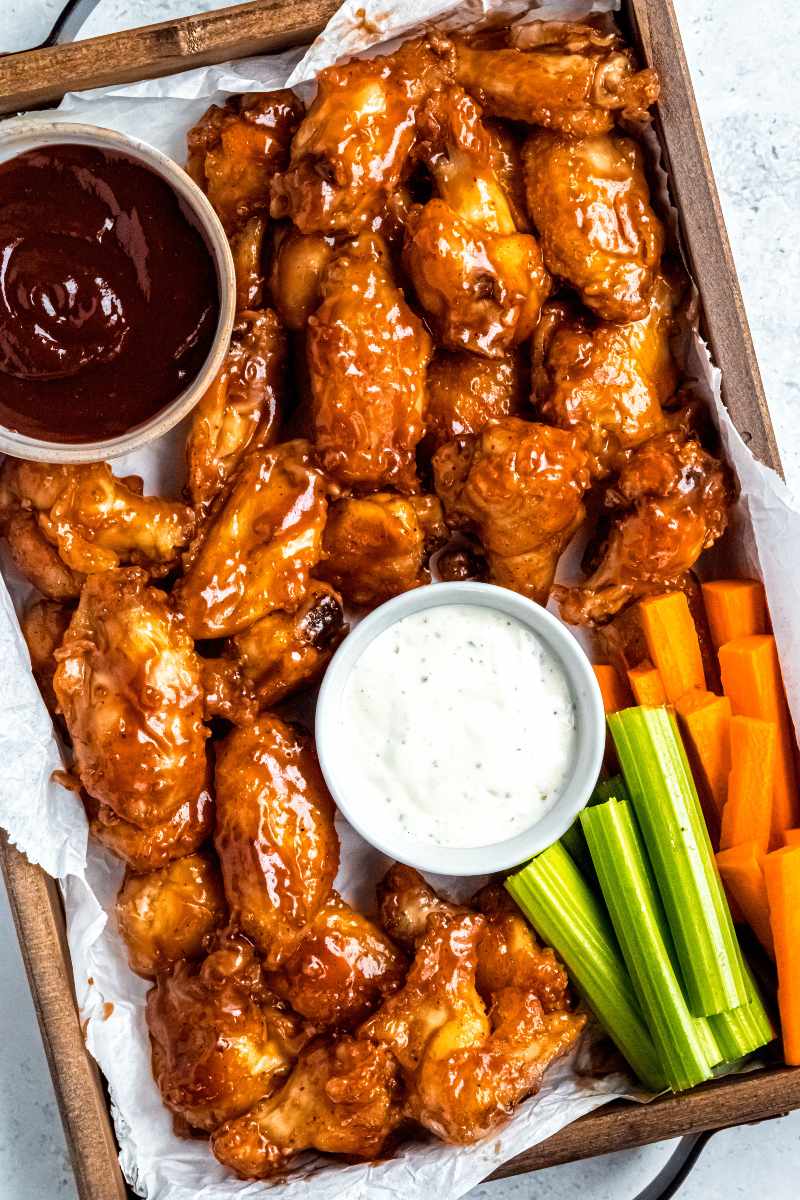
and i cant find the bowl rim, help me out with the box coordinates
[0,118,236,464]
[315,580,606,876]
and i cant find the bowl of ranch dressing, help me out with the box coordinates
[315,581,606,875]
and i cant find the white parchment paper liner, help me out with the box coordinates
[1,1,797,1196]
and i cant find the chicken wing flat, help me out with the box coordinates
[186,309,287,516]
[116,851,227,978]
[53,568,208,827]
[83,787,215,873]
[447,23,658,134]
[424,349,528,454]
[404,88,549,356]
[557,432,733,625]
[214,717,339,968]
[211,1035,402,1179]
[268,228,335,330]
[533,273,683,477]
[267,893,406,1028]
[307,234,432,491]
[175,440,328,639]
[433,417,591,602]
[20,598,71,715]
[523,130,664,323]
[318,493,447,608]
[147,933,308,1132]
[270,39,443,235]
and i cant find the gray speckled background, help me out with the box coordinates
[2,2,799,1196]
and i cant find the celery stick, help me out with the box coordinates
[506,843,666,1092]
[708,955,774,1062]
[581,800,713,1090]
[561,820,594,879]
[608,707,749,1016]
[592,776,631,805]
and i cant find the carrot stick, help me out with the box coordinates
[675,689,732,845]
[719,635,800,848]
[702,579,767,651]
[716,843,773,957]
[764,846,800,1063]
[719,716,777,854]
[784,830,800,847]
[638,592,706,703]
[593,664,633,714]
[627,663,667,707]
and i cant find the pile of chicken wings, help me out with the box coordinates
[0,16,735,1180]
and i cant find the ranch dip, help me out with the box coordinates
[337,603,577,848]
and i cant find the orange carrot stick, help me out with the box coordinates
[716,843,773,957]
[719,635,800,848]
[702,579,767,651]
[592,664,633,715]
[764,846,800,1063]
[784,830,800,847]
[719,716,777,854]
[638,591,706,703]
[627,663,667,707]
[675,689,732,845]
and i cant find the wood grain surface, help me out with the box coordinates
[0,2,794,1197]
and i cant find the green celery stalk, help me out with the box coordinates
[581,799,714,1090]
[560,820,594,879]
[506,843,666,1092]
[708,955,774,1062]
[608,706,749,1016]
[592,776,631,805]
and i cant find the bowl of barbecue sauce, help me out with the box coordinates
[0,121,235,462]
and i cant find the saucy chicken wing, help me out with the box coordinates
[307,234,432,491]
[557,432,733,625]
[187,91,302,307]
[270,39,443,235]
[175,440,328,639]
[0,511,84,601]
[214,717,339,968]
[267,893,406,1028]
[447,23,658,134]
[433,417,591,602]
[53,568,208,827]
[318,493,447,608]
[533,272,683,476]
[269,228,335,330]
[20,598,71,715]
[212,1035,401,1179]
[404,88,549,356]
[83,787,215,873]
[147,933,307,1132]
[116,851,226,978]
[186,309,287,516]
[424,349,528,454]
[0,459,194,579]
[523,130,664,323]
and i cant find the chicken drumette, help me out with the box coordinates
[433,417,591,603]
[557,432,733,625]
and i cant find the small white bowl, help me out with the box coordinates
[0,119,236,464]
[315,581,606,876]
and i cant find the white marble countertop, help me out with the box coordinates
[2,2,799,1197]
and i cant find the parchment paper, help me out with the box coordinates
[1,1,798,1196]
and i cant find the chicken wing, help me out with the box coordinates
[267,893,406,1028]
[533,272,683,476]
[447,23,658,134]
[270,39,443,235]
[307,234,432,491]
[433,417,591,602]
[83,787,215,873]
[0,511,84,601]
[20,598,71,716]
[557,432,733,625]
[318,493,447,608]
[268,228,335,330]
[53,568,208,827]
[175,440,328,639]
[0,459,194,578]
[116,851,227,978]
[187,91,302,307]
[147,933,308,1132]
[523,130,664,323]
[424,349,528,454]
[214,717,339,968]
[404,88,549,356]
[186,309,287,516]
[211,1035,402,1178]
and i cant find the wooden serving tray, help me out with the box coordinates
[0,2,794,1197]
